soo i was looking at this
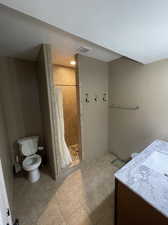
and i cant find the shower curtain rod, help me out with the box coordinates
[55,84,79,87]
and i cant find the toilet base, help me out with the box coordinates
[28,168,40,183]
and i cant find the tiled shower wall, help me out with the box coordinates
[53,65,79,146]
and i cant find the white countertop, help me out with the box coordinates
[115,140,168,218]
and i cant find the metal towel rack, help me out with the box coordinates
[109,104,139,110]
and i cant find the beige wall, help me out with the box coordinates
[53,65,79,146]
[37,45,59,178]
[0,57,43,162]
[109,57,168,160]
[77,55,109,160]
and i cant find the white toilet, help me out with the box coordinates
[17,136,42,183]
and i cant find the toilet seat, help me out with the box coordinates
[23,154,41,171]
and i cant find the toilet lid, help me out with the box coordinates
[18,136,38,156]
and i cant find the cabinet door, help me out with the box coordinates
[115,179,168,225]
[0,160,12,225]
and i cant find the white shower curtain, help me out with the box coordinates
[54,87,72,168]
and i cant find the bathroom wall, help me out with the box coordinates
[109,57,168,160]
[37,45,58,179]
[53,65,79,146]
[77,55,109,161]
[0,57,43,163]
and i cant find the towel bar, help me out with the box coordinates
[109,104,139,110]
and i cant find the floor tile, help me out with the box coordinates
[67,206,92,225]
[13,153,117,225]
[37,201,66,225]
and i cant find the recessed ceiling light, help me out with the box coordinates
[70,60,76,65]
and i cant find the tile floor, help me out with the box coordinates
[14,153,118,225]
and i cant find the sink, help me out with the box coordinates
[142,151,168,176]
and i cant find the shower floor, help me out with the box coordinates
[69,144,80,167]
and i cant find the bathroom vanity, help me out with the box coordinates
[114,140,168,225]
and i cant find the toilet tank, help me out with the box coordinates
[17,136,39,156]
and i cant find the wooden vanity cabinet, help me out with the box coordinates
[114,179,168,225]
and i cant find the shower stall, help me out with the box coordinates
[53,65,81,168]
